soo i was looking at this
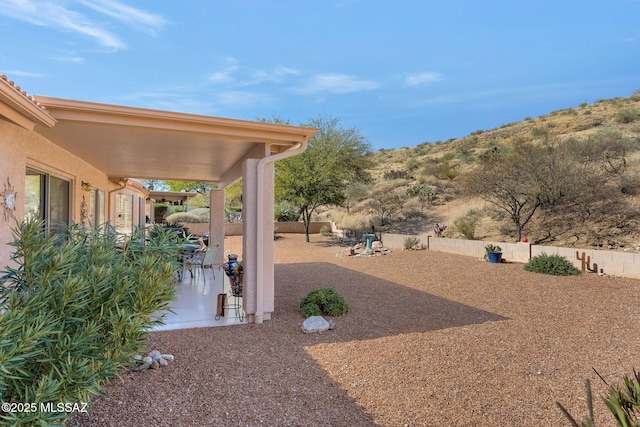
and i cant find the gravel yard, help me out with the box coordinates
[69,234,640,426]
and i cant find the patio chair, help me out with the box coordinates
[185,243,220,281]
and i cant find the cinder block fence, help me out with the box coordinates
[379,233,640,280]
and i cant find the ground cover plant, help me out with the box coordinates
[524,252,581,276]
[300,287,349,318]
[0,220,179,425]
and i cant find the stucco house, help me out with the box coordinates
[0,74,317,324]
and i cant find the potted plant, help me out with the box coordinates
[485,244,503,264]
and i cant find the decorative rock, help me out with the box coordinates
[142,356,153,364]
[158,357,169,367]
[133,354,142,361]
[134,362,151,372]
[372,241,383,251]
[160,354,174,362]
[328,319,336,330]
[150,361,160,369]
[302,316,330,333]
[148,350,161,360]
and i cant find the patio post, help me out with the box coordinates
[209,189,225,267]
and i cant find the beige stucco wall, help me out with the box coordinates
[0,119,134,270]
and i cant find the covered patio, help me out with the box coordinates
[32,96,318,324]
[156,262,245,330]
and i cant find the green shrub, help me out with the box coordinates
[319,225,332,237]
[300,288,349,318]
[454,211,479,240]
[0,220,178,425]
[165,212,203,223]
[274,201,299,222]
[485,244,502,253]
[188,208,210,222]
[524,253,581,276]
[404,237,423,250]
[615,108,640,124]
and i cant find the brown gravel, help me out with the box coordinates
[69,234,640,427]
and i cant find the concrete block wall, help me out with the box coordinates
[378,232,640,280]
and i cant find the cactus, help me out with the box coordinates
[576,251,599,273]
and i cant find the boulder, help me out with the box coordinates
[302,316,330,333]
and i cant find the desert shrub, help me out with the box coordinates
[454,210,480,240]
[319,225,332,237]
[615,108,640,124]
[524,253,581,276]
[188,208,210,222]
[383,169,409,180]
[274,201,299,222]
[300,288,349,318]
[404,237,423,250]
[165,212,203,224]
[0,220,178,425]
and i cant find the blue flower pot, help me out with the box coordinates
[487,252,502,263]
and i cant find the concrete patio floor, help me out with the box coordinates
[153,265,245,331]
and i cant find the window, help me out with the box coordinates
[115,193,134,234]
[25,168,70,233]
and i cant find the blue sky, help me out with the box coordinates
[1,0,639,150]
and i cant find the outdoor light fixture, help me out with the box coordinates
[81,181,92,191]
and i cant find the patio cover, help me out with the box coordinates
[31,96,318,324]
[33,96,316,186]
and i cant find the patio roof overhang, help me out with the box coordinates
[149,191,199,204]
[33,96,317,187]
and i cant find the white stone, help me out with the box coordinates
[302,316,330,333]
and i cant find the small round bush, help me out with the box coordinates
[188,208,210,222]
[300,288,349,318]
[524,253,581,276]
[165,212,202,224]
[404,237,421,250]
[319,225,332,237]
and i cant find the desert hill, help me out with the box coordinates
[319,92,640,249]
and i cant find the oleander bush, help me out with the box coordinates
[0,220,179,425]
[524,253,581,276]
[300,288,349,318]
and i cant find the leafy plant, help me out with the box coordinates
[615,108,640,124]
[165,212,203,224]
[319,225,332,237]
[558,370,640,427]
[485,244,502,253]
[455,211,480,240]
[300,288,349,318]
[404,237,423,250]
[524,253,581,276]
[0,219,178,425]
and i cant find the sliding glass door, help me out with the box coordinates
[25,168,70,233]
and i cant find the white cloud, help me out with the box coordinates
[4,70,45,77]
[250,66,300,84]
[50,56,86,63]
[208,60,300,87]
[293,73,379,95]
[404,72,443,86]
[75,0,166,35]
[209,71,235,84]
[0,0,166,50]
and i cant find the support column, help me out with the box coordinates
[242,160,259,321]
[209,189,225,266]
[241,158,276,323]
